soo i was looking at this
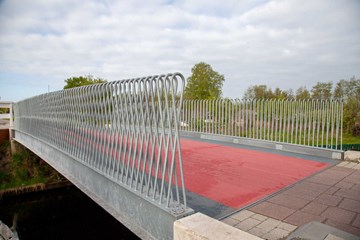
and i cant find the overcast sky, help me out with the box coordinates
[0,0,359,101]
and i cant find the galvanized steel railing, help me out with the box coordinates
[181,99,343,150]
[0,101,13,129]
[14,73,188,209]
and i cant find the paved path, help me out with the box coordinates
[222,161,360,239]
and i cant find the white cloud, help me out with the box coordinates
[0,0,360,101]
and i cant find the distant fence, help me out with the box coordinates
[181,99,343,150]
[0,101,13,130]
[14,73,188,209]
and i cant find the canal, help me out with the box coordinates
[0,185,140,240]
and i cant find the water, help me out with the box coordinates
[0,185,140,240]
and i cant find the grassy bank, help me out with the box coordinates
[0,141,65,190]
[343,133,360,145]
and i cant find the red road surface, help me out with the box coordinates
[181,139,329,209]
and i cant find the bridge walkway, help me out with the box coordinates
[181,135,338,220]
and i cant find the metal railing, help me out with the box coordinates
[14,73,188,209]
[181,99,343,150]
[0,101,13,130]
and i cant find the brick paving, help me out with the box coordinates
[222,161,360,239]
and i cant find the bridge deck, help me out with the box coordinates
[181,136,338,219]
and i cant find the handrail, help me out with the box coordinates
[13,73,188,210]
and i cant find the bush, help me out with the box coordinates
[353,124,360,137]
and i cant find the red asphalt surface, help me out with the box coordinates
[181,139,329,209]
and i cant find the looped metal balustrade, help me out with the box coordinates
[13,73,193,240]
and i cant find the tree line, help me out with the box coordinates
[62,62,359,136]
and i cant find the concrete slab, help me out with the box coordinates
[286,221,359,240]
[174,213,263,240]
[344,151,360,162]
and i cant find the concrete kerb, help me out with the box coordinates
[344,151,360,162]
[174,213,263,240]
[180,131,344,160]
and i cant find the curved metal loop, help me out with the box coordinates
[13,73,188,210]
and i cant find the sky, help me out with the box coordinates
[0,0,360,102]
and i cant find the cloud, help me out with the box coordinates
[0,0,360,101]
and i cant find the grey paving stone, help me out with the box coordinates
[262,228,290,240]
[288,221,359,240]
[351,214,360,228]
[326,186,341,195]
[283,188,319,201]
[339,198,360,213]
[338,161,349,167]
[231,210,255,221]
[321,207,356,225]
[302,202,329,216]
[234,218,261,231]
[296,181,331,193]
[278,222,297,232]
[314,193,343,207]
[257,218,281,231]
[251,214,268,222]
[307,175,341,186]
[248,227,268,238]
[325,219,360,237]
[250,202,295,221]
[268,193,310,210]
[324,234,346,240]
[284,211,326,226]
[335,188,360,201]
[335,181,354,189]
[345,173,360,184]
[351,184,360,192]
[221,217,239,226]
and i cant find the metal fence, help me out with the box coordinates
[14,73,188,209]
[181,99,343,150]
[0,101,13,130]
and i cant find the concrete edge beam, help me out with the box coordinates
[180,131,344,160]
[174,213,263,240]
[13,130,194,240]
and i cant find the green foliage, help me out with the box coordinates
[343,132,360,144]
[353,125,360,137]
[311,81,333,99]
[295,86,311,99]
[184,62,225,100]
[244,85,274,99]
[63,75,107,89]
[0,142,64,190]
[243,85,293,99]
[335,77,360,134]
[242,77,360,137]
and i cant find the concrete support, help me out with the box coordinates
[9,129,16,155]
[174,213,263,240]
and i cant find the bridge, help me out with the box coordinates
[3,73,346,239]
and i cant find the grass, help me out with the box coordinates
[0,141,64,190]
[342,133,360,145]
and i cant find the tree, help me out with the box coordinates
[295,86,311,99]
[333,80,347,99]
[274,87,294,99]
[311,81,333,99]
[184,62,225,100]
[243,85,274,99]
[334,77,360,134]
[64,75,107,89]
